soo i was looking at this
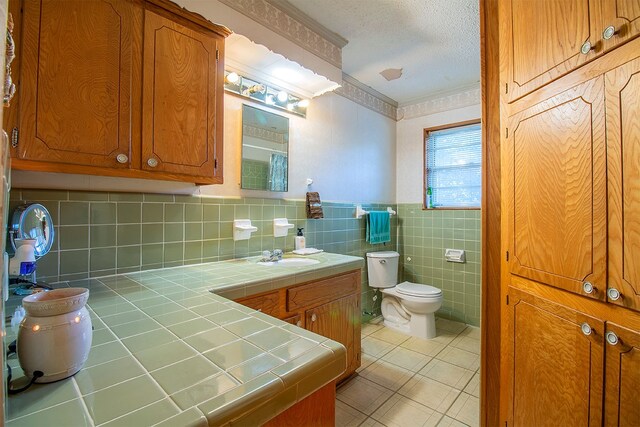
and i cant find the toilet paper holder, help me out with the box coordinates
[445,249,466,263]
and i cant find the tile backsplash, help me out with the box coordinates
[9,189,398,320]
[9,190,480,326]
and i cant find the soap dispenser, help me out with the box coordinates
[295,228,306,250]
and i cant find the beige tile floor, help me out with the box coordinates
[336,318,480,427]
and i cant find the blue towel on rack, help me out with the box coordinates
[366,211,391,244]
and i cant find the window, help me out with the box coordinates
[424,121,481,209]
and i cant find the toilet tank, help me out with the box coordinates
[366,251,400,288]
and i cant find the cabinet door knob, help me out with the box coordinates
[607,287,621,301]
[311,313,317,322]
[116,153,128,164]
[580,322,592,336]
[147,158,158,168]
[602,25,617,40]
[580,40,593,55]
[296,320,302,327]
[606,331,619,346]
[582,281,595,294]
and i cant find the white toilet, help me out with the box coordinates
[367,251,443,339]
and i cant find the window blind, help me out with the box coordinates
[425,123,482,208]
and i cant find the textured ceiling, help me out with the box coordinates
[285,0,480,105]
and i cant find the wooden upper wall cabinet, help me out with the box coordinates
[142,9,224,181]
[17,0,140,169]
[502,0,640,103]
[8,0,229,184]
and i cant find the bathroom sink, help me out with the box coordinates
[257,257,320,267]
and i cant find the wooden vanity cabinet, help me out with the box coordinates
[305,293,360,383]
[235,269,362,382]
[502,0,640,102]
[7,0,229,184]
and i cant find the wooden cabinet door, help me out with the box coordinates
[306,294,361,381]
[604,323,640,426]
[235,291,280,317]
[605,57,640,312]
[505,77,607,299]
[502,0,600,102]
[18,0,139,167]
[506,288,604,426]
[600,0,640,54]
[142,10,223,182]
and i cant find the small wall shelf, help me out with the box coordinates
[273,218,295,237]
[233,219,258,241]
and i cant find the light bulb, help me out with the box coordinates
[226,72,239,83]
[277,91,288,102]
[297,99,310,108]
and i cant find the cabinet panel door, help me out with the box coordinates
[235,291,280,317]
[605,57,640,312]
[18,0,138,167]
[142,10,222,181]
[306,294,360,381]
[503,0,599,102]
[506,288,604,426]
[604,323,640,426]
[506,77,607,298]
[600,0,640,54]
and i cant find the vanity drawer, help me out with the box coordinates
[287,271,359,312]
[236,291,280,317]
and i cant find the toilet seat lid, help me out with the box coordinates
[396,281,442,297]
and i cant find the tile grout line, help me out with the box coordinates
[341,322,476,426]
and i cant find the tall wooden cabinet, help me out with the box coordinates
[503,0,640,102]
[6,0,229,184]
[605,57,640,312]
[500,1,640,425]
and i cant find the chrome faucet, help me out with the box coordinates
[261,249,283,262]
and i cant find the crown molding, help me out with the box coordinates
[334,73,398,120]
[397,83,481,120]
[267,0,348,48]
[218,0,343,68]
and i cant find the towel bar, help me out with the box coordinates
[355,205,396,219]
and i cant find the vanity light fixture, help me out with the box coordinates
[277,90,289,102]
[226,72,239,83]
[224,70,309,118]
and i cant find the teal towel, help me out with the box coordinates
[366,211,391,244]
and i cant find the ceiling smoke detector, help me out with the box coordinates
[380,68,403,81]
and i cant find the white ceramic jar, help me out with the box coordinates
[17,288,92,383]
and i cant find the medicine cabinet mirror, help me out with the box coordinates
[241,104,289,192]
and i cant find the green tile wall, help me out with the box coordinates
[241,160,269,190]
[9,189,397,320]
[397,204,481,326]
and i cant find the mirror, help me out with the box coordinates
[10,203,55,257]
[241,105,289,192]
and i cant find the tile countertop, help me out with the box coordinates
[5,252,364,427]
